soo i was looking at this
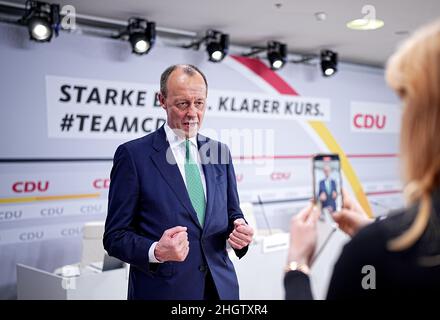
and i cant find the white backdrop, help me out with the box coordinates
[0,21,403,299]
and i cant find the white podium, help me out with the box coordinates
[16,263,128,300]
[229,232,289,300]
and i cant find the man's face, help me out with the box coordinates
[323,165,331,178]
[159,68,207,138]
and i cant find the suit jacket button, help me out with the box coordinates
[199,265,207,272]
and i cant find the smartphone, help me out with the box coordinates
[312,154,343,214]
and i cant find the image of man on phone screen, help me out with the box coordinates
[318,165,338,213]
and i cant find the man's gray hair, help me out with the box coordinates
[160,64,208,97]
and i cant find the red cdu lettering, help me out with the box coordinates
[24,182,36,192]
[354,114,363,128]
[270,172,291,181]
[12,182,24,193]
[376,115,386,129]
[364,114,375,128]
[353,114,387,130]
[93,178,110,189]
[12,181,49,193]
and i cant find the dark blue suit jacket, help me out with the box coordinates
[103,126,247,300]
[318,179,337,212]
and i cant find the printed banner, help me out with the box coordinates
[351,101,401,133]
[0,223,85,246]
[46,76,331,139]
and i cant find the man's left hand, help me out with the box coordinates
[228,218,254,250]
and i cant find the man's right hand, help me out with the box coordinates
[154,226,189,262]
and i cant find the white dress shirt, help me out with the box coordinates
[148,123,207,263]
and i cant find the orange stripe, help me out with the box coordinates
[0,193,100,204]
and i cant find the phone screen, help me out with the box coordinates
[313,154,342,214]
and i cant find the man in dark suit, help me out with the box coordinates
[103,64,254,300]
[318,165,337,212]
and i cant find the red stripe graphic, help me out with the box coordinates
[232,154,398,160]
[233,155,311,160]
[230,55,299,95]
[230,55,398,161]
[366,190,402,196]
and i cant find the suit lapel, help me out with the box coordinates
[150,126,202,229]
[198,135,219,233]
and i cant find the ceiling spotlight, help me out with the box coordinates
[128,18,156,55]
[183,29,229,63]
[19,0,60,42]
[206,30,229,62]
[241,40,288,71]
[320,50,338,77]
[116,17,156,55]
[267,41,287,70]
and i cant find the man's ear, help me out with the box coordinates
[158,93,166,110]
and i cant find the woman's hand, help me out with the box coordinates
[332,189,373,237]
[287,203,320,267]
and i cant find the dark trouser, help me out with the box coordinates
[204,269,219,300]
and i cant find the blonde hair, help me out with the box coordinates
[385,19,440,251]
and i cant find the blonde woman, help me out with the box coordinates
[285,19,440,299]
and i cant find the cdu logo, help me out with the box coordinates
[353,113,387,130]
[270,172,291,181]
[80,204,103,214]
[12,181,49,193]
[0,210,23,221]
[40,207,64,217]
[19,231,44,242]
[61,227,82,237]
[93,178,110,189]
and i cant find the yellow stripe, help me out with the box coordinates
[308,121,373,218]
[0,193,100,204]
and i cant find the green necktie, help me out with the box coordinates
[326,179,331,194]
[184,139,206,226]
